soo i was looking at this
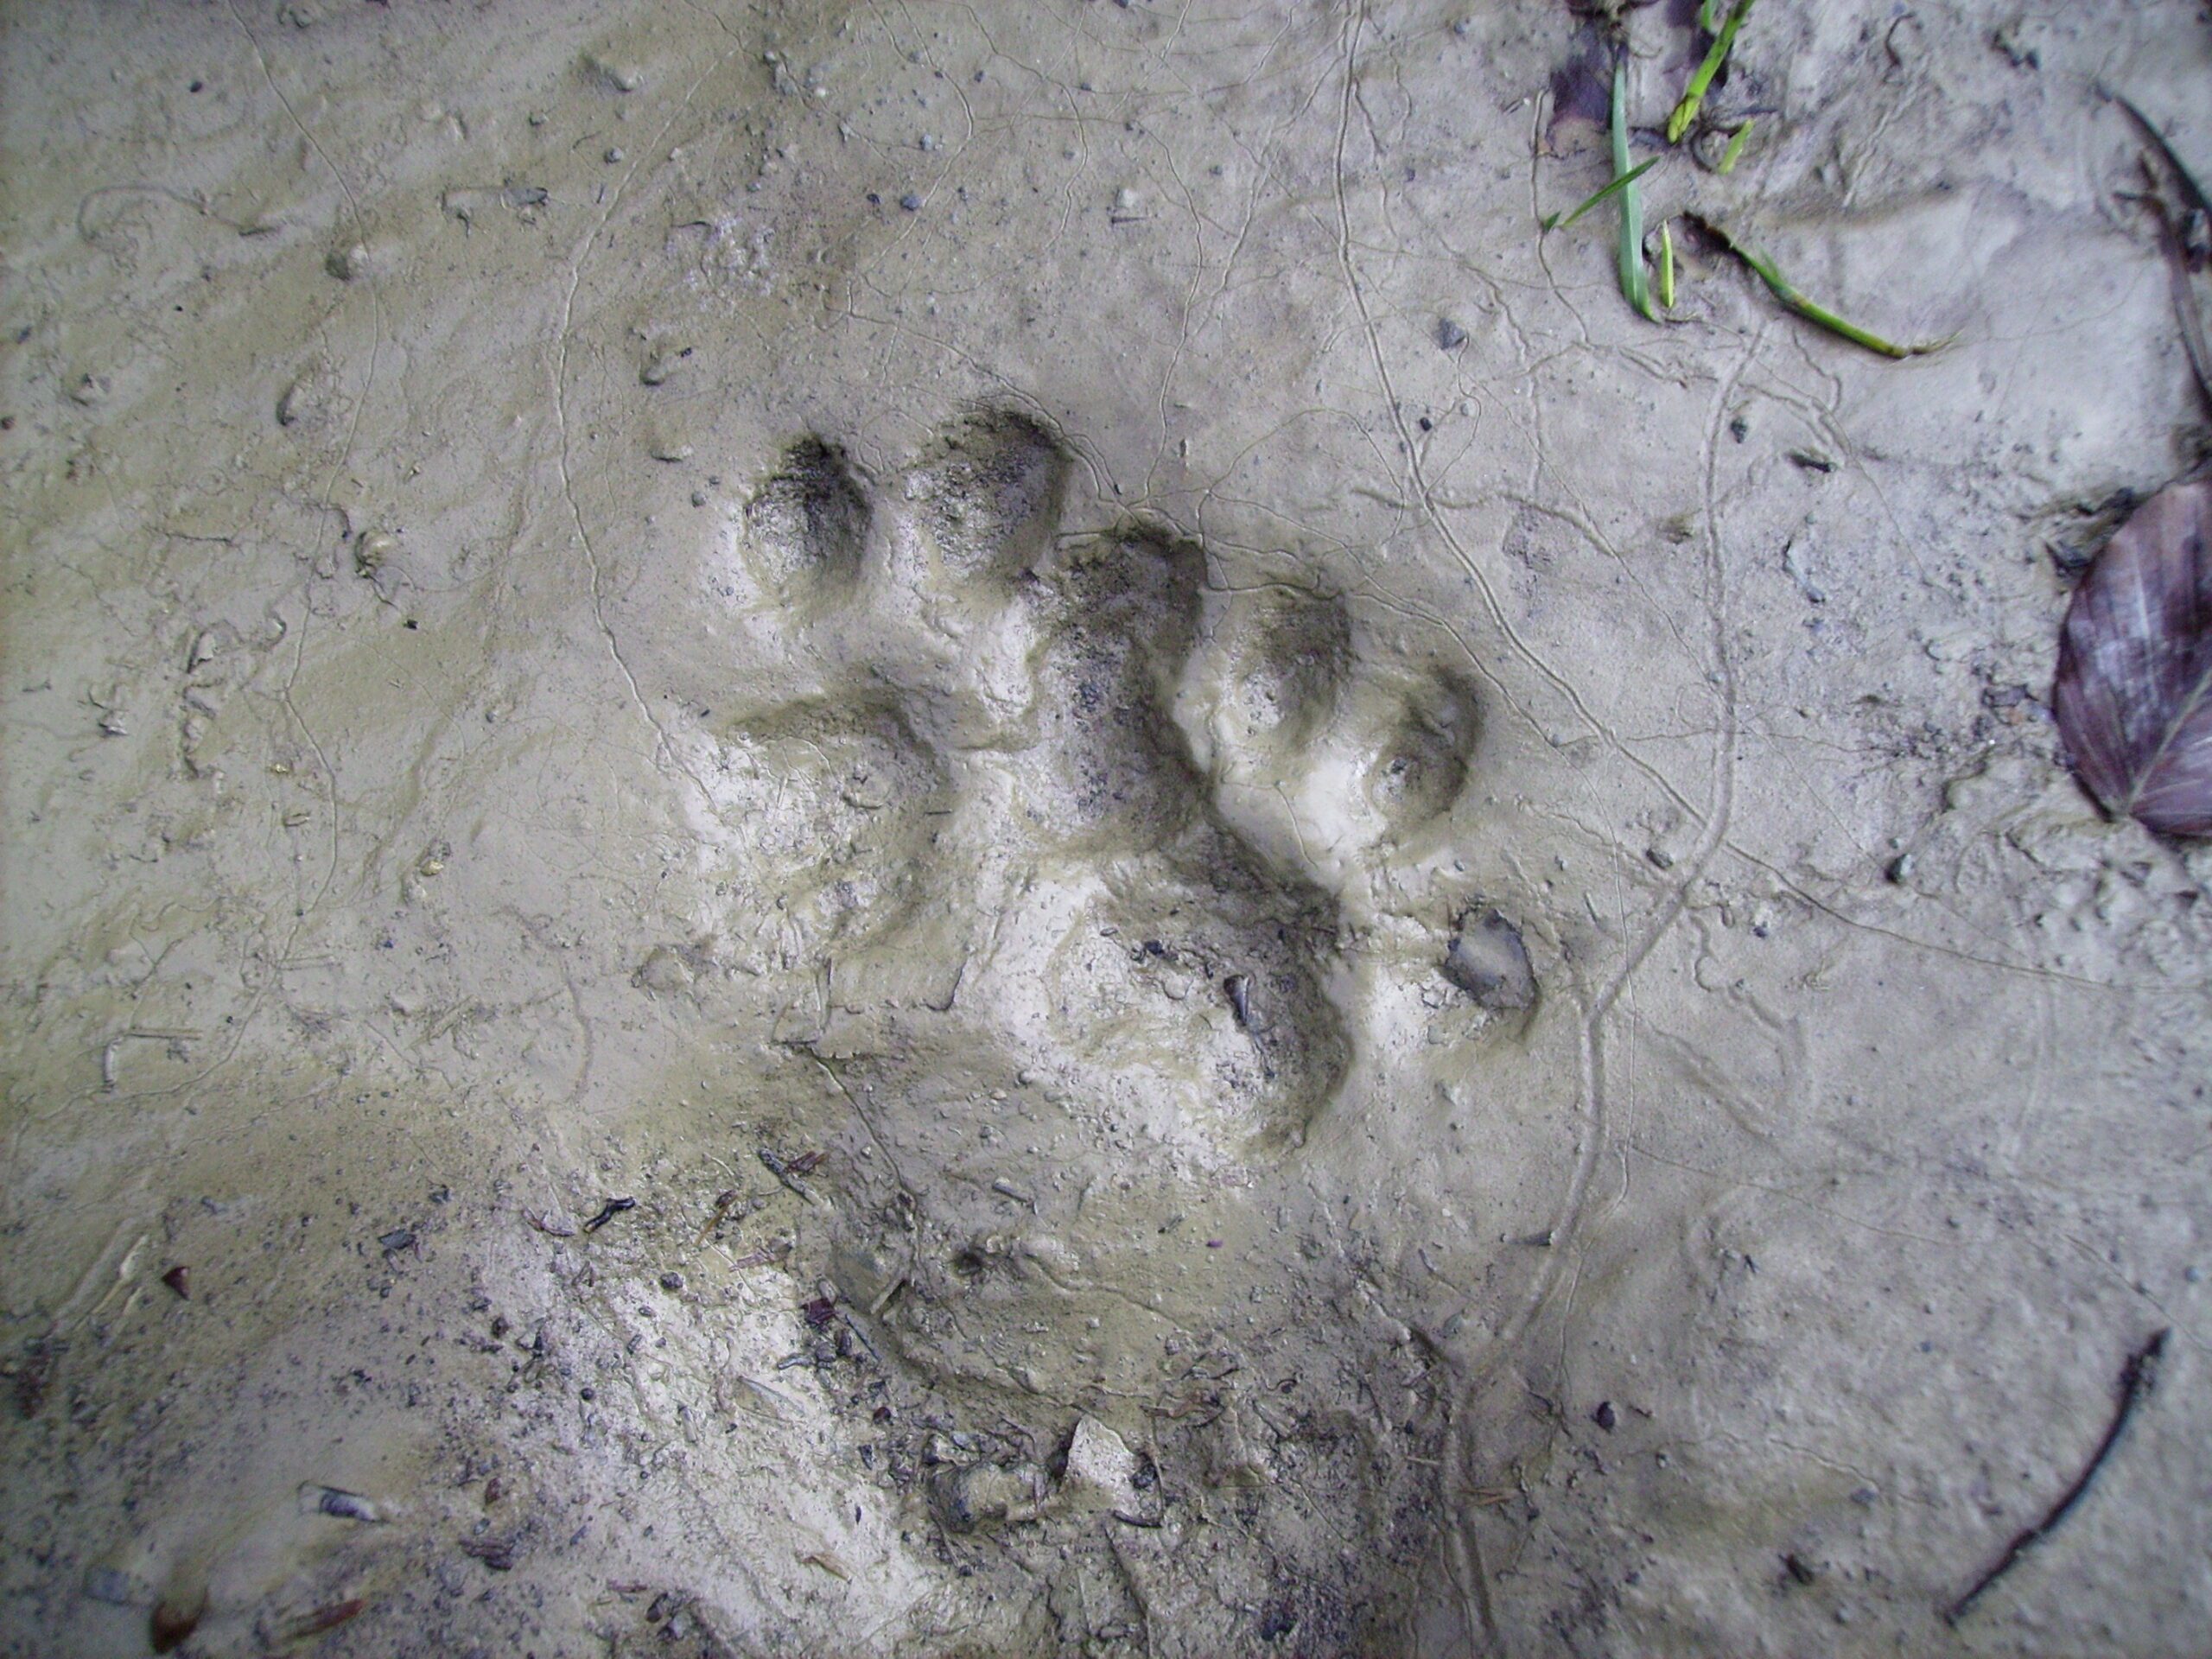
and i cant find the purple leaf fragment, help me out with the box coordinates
[2053,478,2212,836]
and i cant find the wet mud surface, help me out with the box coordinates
[4,2,2211,1654]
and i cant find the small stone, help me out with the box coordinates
[635,944,694,993]
[605,146,625,164]
[276,376,314,427]
[584,53,644,92]
[1442,907,1536,1012]
[82,1567,137,1605]
[1436,317,1468,351]
[1058,1416,1141,1514]
[659,1271,684,1292]
[1591,1400,1617,1432]
[899,192,922,212]
[931,1460,1045,1532]
[1885,852,1915,884]
[302,1484,384,1522]
[325,243,369,282]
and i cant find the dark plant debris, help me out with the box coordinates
[582,1197,637,1233]
[1945,1328,2170,1623]
[2052,480,2212,836]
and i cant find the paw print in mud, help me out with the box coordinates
[662,411,1485,1157]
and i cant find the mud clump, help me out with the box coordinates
[1444,906,1537,1012]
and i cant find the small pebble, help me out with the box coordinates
[1436,317,1468,351]
[585,54,644,92]
[899,192,922,212]
[82,1567,135,1605]
[605,146,624,164]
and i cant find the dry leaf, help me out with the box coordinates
[2053,478,2212,835]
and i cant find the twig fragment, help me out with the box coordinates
[1944,1328,2170,1625]
[2105,89,2212,413]
[582,1197,636,1233]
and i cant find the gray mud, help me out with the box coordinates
[3,2,2210,1655]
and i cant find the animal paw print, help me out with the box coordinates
[679,412,1482,1157]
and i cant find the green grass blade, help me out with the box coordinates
[1718,119,1756,175]
[1658,219,1676,310]
[1669,0,1757,144]
[1612,59,1655,320]
[1541,157,1659,232]
[1688,214,1949,358]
